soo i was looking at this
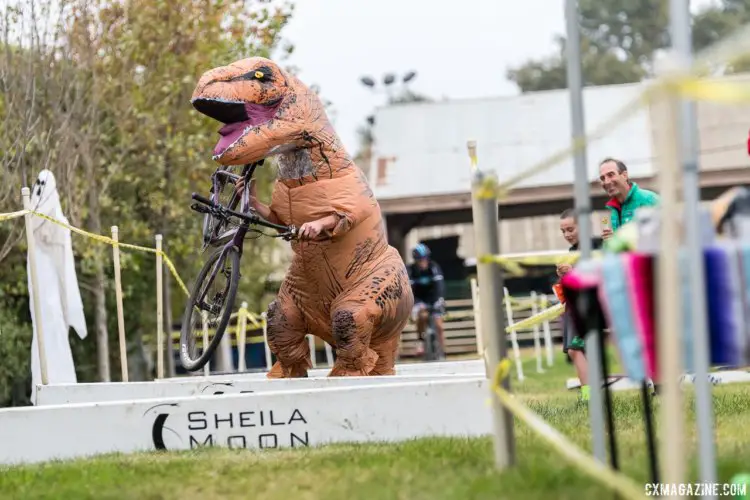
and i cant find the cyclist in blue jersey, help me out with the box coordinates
[407,243,446,358]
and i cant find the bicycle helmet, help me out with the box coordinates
[412,243,431,260]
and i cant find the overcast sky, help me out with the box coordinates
[279,0,716,156]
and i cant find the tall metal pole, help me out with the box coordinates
[669,0,717,494]
[565,0,607,463]
[468,140,516,470]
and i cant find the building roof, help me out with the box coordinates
[370,80,657,200]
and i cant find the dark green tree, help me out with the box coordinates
[692,0,750,72]
[506,0,750,93]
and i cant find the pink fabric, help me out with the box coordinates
[627,253,657,380]
[560,267,600,290]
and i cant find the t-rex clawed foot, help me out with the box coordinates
[267,360,310,379]
[264,299,312,379]
[327,308,378,376]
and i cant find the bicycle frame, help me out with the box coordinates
[415,303,443,360]
[190,161,295,313]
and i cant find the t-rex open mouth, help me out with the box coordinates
[191,97,283,158]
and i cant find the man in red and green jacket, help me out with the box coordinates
[599,158,660,240]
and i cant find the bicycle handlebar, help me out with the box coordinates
[191,192,213,206]
[190,192,295,235]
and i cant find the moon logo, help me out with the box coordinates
[145,403,181,450]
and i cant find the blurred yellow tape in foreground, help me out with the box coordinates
[491,359,645,500]
[675,76,750,104]
[506,303,564,333]
[479,250,602,276]
[472,73,750,203]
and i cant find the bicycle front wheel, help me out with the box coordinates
[180,246,241,371]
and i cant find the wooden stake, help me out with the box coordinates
[202,310,210,377]
[654,58,686,498]
[23,188,48,386]
[471,277,483,356]
[238,302,248,372]
[111,226,128,382]
[155,234,163,379]
[541,294,554,367]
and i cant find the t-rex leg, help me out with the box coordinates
[369,259,414,376]
[265,296,311,379]
[328,305,379,376]
[328,258,413,377]
[369,334,402,376]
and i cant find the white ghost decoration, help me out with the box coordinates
[27,169,87,404]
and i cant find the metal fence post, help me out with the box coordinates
[468,139,516,470]
[669,0,717,491]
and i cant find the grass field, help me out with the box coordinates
[2,350,749,500]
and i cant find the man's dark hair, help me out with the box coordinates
[599,157,627,173]
[560,208,576,220]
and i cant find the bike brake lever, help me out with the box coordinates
[280,225,298,241]
[190,203,211,214]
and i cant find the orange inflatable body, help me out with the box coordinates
[191,57,413,377]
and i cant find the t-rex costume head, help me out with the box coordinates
[192,57,414,377]
[191,57,348,180]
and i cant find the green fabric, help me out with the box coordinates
[606,182,660,231]
[580,385,590,401]
[602,220,638,253]
[569,336,585,351]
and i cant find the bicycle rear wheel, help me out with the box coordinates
[424,330,435,362]
[180,246,241,371]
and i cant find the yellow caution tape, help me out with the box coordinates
[479,251,602,277]
[468,149,478,173]
[490,359,645,500]
[675,77,750,103]
[0,208,268,321]
[160,328,267,346]
[474,88,651,201]
[475,173,500,200]
[473,67,750,204]
[245,312,263,328]
[28,210,192,298]
[0,209,29,222]
[509,301,534,313]
[506,303,564,333]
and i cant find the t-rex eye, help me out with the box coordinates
[254,71,264,79]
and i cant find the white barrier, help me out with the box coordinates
[565,370,750,391]
[530,292,544,374]
[566,377,649,392]
[0,378,490,466]
[164,359,485,381]
[35,373,480,406]
[680,370,750,386]
[502,287,524,382]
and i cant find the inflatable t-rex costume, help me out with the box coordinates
[191,57,414,377]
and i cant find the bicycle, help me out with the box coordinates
[179,160,298,372]
[415,303,445,362]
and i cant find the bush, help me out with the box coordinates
[0,309,32,407]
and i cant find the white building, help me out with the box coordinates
[368,73,750,262]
